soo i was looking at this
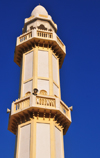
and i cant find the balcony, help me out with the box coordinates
[11,94,71,120]
[14,29,66,68]
[17,30,65,52]
[8,94,71,134]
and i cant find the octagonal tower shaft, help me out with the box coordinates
[19,46,61,99]
[8,5,72,158]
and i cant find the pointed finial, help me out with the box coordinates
[39,3,40,5]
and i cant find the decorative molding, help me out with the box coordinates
[39,14,48,18]
[40,90,47,95]
[30,26,36,30]
[37,24,47,30]
[25,91,31,96]
[48,29,52,32]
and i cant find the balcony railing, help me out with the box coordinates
[19,31,32,43]
[17,29,65,52]
[37,30,53,39]
[14,96,30,113]
[60,100,70,119]
[11,94,71,121]
[36,96,56,107]
[56,35,64,50]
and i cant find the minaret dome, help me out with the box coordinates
[31,5,48,17]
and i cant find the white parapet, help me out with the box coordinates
[11,94,71,122]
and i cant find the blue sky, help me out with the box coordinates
[0,0,100,157]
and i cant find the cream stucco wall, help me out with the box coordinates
[23,80,32,96]
[53,83,59,97]
[37,79,49,94]
[52,54,58,85]
[20,47,61,97]
[18,62,22,98]
[14,135,17,158]
[55,127,62,158]
[38,50,49,78]
[14,118,65,158]
[36,123,50,158]
[18,124,31,158]
[24,51,33,81]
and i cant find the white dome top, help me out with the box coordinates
[31,5,48,16]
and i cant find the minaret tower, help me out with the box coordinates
[8,5,72,158]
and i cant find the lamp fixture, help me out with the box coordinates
[32,88,38,95]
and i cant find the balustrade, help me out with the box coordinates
[12,95,70,121]
[19,32,32,43]
[14,98,30,112]
[37,31,53,39]
[60,101,69,116]
[18,30,65,54]
[57,35,64,49]
[36,96,55,107]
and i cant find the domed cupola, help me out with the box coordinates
[31,5,48,17]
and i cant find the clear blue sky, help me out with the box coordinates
[0,0,100,157]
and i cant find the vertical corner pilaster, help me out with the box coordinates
[49,49,53,96]
[50,120,56,158]
[33,47,38,90]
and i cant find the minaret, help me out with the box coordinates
[7,5,72,158]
